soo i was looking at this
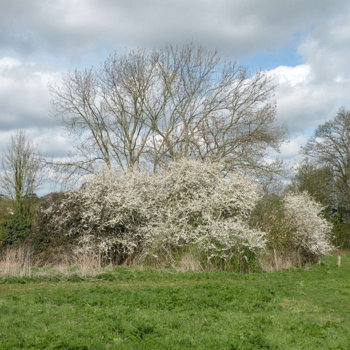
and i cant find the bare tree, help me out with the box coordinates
[0,131,42,215]
[51,49,163,174]
[152,44,285,175]
[303,108,350,220]
[51,43,285,177]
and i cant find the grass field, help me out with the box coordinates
[0,254,350,349]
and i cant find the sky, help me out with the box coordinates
[1,0,350,193]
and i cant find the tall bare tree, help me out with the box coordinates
[303,108,350,220]
[0,131,42,215]
[51,43,285,177]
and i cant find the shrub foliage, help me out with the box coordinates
[252,192,333,263]
[0,212,31,246]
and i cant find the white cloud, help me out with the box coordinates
[0,57,21,70]
[262,5,350,168]
[269,65,311,87]
[279,135,308,161]
[267,61,350,134]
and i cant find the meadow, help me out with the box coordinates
[0,254,349,349]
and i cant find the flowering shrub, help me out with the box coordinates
[43,159,266,269]
[252,192,333,263]
[43,170,157,262]
[283,192,333,257]
[142,160,266,269]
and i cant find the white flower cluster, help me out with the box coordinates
[44,169,157,259]
[283,192,333,256]
[142,160,266,262]
[46,159,266,263]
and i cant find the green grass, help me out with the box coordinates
[1,255,350,349]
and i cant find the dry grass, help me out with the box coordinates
[177,253,203,272]
[0,245,33,277]
[76,253,103,277]
[0,246,104,278]
[33,245,76,267]
[1,245,335,278]
[259,249,305,272]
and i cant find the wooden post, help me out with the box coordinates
[337,255,341,268]
[83,251,86,276]
[273,248,279,270]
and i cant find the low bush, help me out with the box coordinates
[0,212,31,246]
[251,194,293,251]
[252,192,333,267]
[283,192,333,258]
[27,192,77,265]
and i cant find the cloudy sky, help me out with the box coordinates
[1,0,350,192]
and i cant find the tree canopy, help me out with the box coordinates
[51,43,285,177]
[303,108,350,220]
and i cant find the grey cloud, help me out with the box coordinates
[298,9,350,82]
[29,127,73,158]
[0,0,348,59]
[0,127,73,159]
[0,59,59,130]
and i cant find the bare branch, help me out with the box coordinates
[50,43,285,178]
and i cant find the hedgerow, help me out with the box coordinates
[41,160,265,269]
[38,160,333,270]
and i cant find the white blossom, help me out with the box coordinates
[45,159,266,263]
[283,192,333,256]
